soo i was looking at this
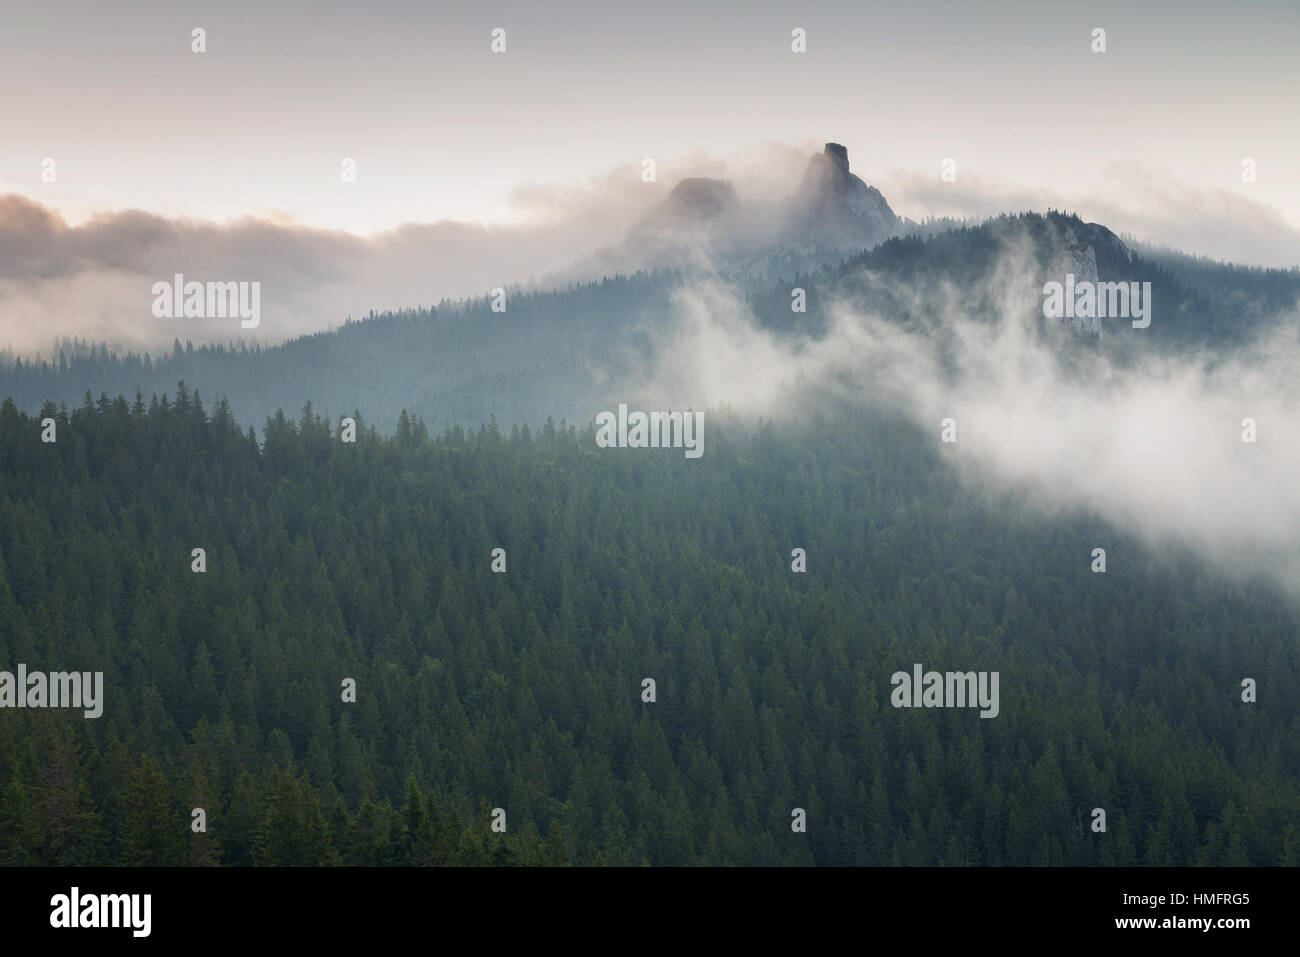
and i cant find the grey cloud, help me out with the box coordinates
[629,244,1300,602]
[880,164,1300,268]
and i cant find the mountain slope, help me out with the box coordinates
[3,213,1296,435]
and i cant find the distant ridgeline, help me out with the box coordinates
[1,214,1296,437]
[0,392,1295,865]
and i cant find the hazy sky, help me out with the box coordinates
[3,0,1297,234]
[2,0,1298,356]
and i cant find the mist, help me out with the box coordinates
[7,135,1300,602]
[6,140,1294,359]
[0,143,814,357]
[631,245,1300,600]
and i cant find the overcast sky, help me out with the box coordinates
[2,0,1296,233]
[1,0,1297,354]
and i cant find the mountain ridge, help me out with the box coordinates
[598,142,903,284]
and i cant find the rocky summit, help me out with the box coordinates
[607,140,902,284]
[789,142,900,250]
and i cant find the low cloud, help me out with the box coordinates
[1,144,1296,360]
[0,141,817,357]
[881,162,1300,268]
[632,245,1300,600]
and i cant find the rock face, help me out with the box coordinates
[1047,243,1099,285]
[609,141,901,283]
[618,177,742,271]
[630,178,739,238]
[788,143,900,250]
[662,177,739,222]
[1046,243,1101,335]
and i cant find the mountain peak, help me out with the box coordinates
[663,177,739,221]
[798,143,854,197]
[610,140,901,282]
[824,142,850,176]
[791,141,899,250]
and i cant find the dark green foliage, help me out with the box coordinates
[0,388,1296,865]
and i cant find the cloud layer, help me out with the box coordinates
[633,245,1300,601]
[4,142,1294,358]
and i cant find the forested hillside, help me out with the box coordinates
[3,214,1298,437]
[749,212,1291,347]
[1,389,1295,865]
[0,271,680,438]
